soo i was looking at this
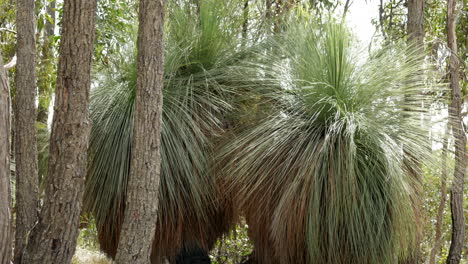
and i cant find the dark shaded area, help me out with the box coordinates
[175,244,211,264]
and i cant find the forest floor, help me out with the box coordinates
[72,247,112,264]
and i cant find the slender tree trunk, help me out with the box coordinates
[0,51,13,264]
[404,1,425,263]
[446,0,467,263]
[21,0,97,263]
[114,0,165,262]
[37,0,56,124]
[429,127,449,264]
[14,0,39,262]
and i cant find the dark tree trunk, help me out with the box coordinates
[0,52,13,264]
[21,0,97,263]
[446,0,467,263]
[37,0,56,124]
[14,0,39,262]
[114,0,165,262]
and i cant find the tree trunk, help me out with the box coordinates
[37,0,56,124]
[429,127,449,264]
[446,0,467,263]
[404,1,425,263]
[407,0,425,47]
[21,0,97,263]
[0,51,13,264]
[114,0,165,262]
[14,0,39,262]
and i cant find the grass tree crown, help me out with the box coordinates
[219,21,436,264]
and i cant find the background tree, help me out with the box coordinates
[376,0,467,262]
[13,0,38,262]
[114,0,165,262]
[404,1,425,262]
[446,0,467,263]
[429,126,450,264]
[0,51,12,264]
[407,0,425,45]
[20,0,97,262]
[36,0,56,125]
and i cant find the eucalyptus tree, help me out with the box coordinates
[14,0,38,262]
[446,1,466,263]
[84,0,269,262]
[114,0,165,262]
[21,0,97,262]
[219,21,436,264]
[405,1,426,262]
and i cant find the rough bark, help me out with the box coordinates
[407,0,425,47]
[14,0,39,262]
[37,0,56,124]
[429,127,449,264]
[446,0,467,263]
[0,51,12,264]
[21,0,97,263]
[114,0,165,262]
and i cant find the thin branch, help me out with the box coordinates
[0,28,16,34]
[3,55,16,70]
[342,0,353,21]
[379,0,387,39]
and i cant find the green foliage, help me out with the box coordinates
[210,221,253,264]
[420,147,468,263]
[0,0,16,59]
[36,122,49,188]
[375,0,467,99]
[77,214,100,250]
[84,0,266,253]
[95,0,138,65]
[220,21,439,263]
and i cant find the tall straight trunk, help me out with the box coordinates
[14,0,39,262]
[446,0,467,263]
[0,52,12,264]
[114,0,165,262]
[21,0,97,263]
[37,0,56,124]
[429,126,449,264]
[407,0,425,47]
[404,1,425,263]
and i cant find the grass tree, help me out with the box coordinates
[219,21,436,264]
[83,0,266,261]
